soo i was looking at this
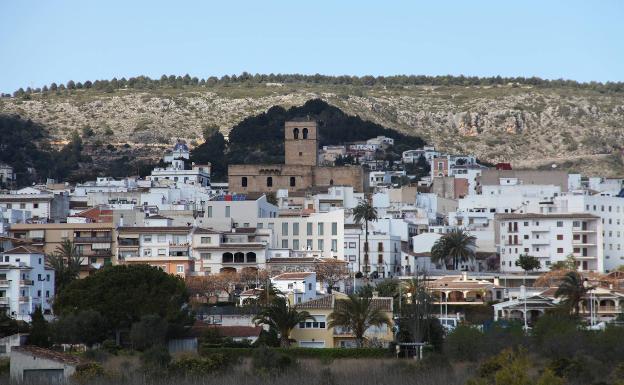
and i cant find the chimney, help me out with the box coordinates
[493,277,500,286]
[461,272,468,282]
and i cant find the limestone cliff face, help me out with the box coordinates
[1,84,624,176]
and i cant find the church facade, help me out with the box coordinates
[228,120,364,193]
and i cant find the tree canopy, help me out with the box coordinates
[53,265,190,336]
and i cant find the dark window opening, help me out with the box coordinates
[302,127,309,139]
[290,177,296,187]
[267,177,273,187]
[241,177,248,187]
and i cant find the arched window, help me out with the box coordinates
[234,252,245,263]
[293,128,299,139]
[302,127,309,139]
[222,252,233,263]
[241,177,248,187]
[246,252,257,263]
[290,177,296,187]
[267,177,273,187]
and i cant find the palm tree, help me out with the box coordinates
[46,239,84,294]
[253,296,314,347]
[430,229,476,270]
[554,271,589,316]
[328,292,391,348]
[353,199,378,276]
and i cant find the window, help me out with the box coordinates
[290,177,296,187]
[557,248,564,253]
[524,235,529,239]
[318,223,324,235]
[293,239,300,250]
[307,223,313,235]
[33,203,39,209]
[158,249,166,256]
[144,235,152,243]
[223,252,233,263]
[293,223,299,236]
[176,265,184,273]
[282,239,289,248]
[201,253,211,260]
[556,221,563,227]
[143,249,152,257]
[302,127,309,139]
[293,127,299,139]
[523,222,529,226]
[267,177,273,187]
[307,239,313,250]
[557,235,564,240]
[20,203,25,209]
[207,206,213,217]
[331,239,338,252]
[225,206,230,217]
[246,252,256,263]
[282,222,289,236]
[318,239,324,250]
[158,235,166,243]
[331,222,338,236]
[241,177,248,187]
[234,252,245,263]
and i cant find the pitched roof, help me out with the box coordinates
[194,227,221,234]
[297,294,393,312]
[495,213,599,220]
[297,295,334,309]
[2,246,44,255]
[12,346,85,365]
[272,272,315,280]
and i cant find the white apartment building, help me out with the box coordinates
[345,230,401,278]
[0,208,31,235]
[369,171,407,188]
[496,213,603,273]
[525,192,624,272]
[257,210,345,261]
[0,188,69,222]
[0,246,55,322]
[200,194,278,231]
[402,146,439,164]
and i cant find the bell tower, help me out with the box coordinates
[285,120,318,166]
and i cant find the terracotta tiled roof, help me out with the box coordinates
[194,227,221,234]
[2,246,44,255]
[118,226,192,233]
[232,227,257,234]
[298,295,334,309]
[12,346,85,365]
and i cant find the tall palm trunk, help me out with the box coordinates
[364,220,369,274]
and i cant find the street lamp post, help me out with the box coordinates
[520,284,528,331]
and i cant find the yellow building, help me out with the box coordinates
[290,292,394,348]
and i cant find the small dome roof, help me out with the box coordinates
[173,141,189,152]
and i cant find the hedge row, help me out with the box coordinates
[199,346,391,359]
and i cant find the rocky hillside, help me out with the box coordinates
[2,81,624,176]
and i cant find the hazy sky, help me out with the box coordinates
[1,0,623,93]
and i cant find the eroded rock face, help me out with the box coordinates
[1,84,624,176]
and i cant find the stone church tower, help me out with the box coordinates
[285,120,318,166]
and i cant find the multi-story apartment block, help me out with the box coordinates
[191,227,269,275]
[0,187,69,222]
[9,223,115,277]
[0,246,55,322]
[496,213,603,273]
[257,209,345,261]
[117,218,194,277]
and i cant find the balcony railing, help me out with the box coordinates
[0,298,8,305]
[18,296,29,302]
[119,240,140,247]
[74,236,112,243]
[0,280,9,287]
[20,280,33,286]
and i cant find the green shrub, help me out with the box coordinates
[252,346,293,374]
[100,339,120,355]
[168,354,229,376]
[71,362,105,384]
[444,325,485,361]
[198,346,390,359]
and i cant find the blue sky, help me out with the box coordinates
[0,0,622,93]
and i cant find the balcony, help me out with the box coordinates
[333,326,354,336]
[118,239,140,247]
[20,280,33,286]
[19,296,29,303]
[0,280,9,287]
[74,236,112,243]
[0,298,8,305]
